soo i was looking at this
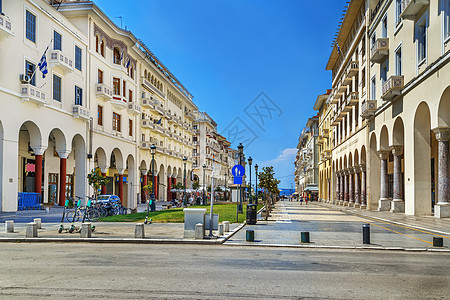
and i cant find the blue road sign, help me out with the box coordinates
[233,176,243,185]
[232,165,245,177]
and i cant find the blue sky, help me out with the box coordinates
[92,0,344,189]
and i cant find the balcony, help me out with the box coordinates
[400,0,429,20]
[141,141,150,150]
[141,119,154,129]
[95,84,112,101]
[141,97,155,109]
[370,38,389,63]
[48,50,73,73]
[193,152,200,157]
[324,150,332,160]
[155,146,165,154]
[347,61,359,77]
[361,100,377,119]
[185,110,196,120]
[111,96,127,109]
[20,84,46,105]
[347,92,359,106]
[142,77,165,99]
[154,124,165,135]
[382,76,404,101]
[72,105,90,121]
[342,71,352,86]
[154,104,165,115]
[333,91,343,103]
[317,135,324,145]
[322,128,330,138]
[0,14,13,38]
[127,102,141,115]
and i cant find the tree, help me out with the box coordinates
[174,182,185,190]
[87,169,109,199]
[258,166,280,220]
[192,182,200,190]
[142,182,153,199]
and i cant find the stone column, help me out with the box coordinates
[354,166,361,208]
[334,172,339,204]
[340,171,345,205]
[336,172,341,205]
[32,147,46,195]
[378,151,390,211]
[167,177,172,201]
[391,146,405,213]
[118,168,125,204]
[100,167,108,195]
[349,168,355,207]
[57,151,70,206]
[433,128,450,218]
[343,170,349,206]
[360,164,367,209]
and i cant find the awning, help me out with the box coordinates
[304,186,319,192]
[292,192,299,195]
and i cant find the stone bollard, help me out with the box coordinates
[80,223,92,238]
[218,223,224,236]
[194,223,204,239]
[5,220,14,233]
[33,218,42,229]
[223,221,230,232]
[26,222,38,238]
[135,223,145,238]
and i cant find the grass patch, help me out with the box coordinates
[100,203,263,224]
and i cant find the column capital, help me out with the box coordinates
[117,168,125,175]
[141,169,148,175]
[353,165,360,173]
[349,167,355,174]
[344,169,350,175]
[359,164,366,172]
[32,146,47,156]
[57,150,71,159]
[100,166,109,174]
[390,145,404,156]
[433,127,450,142]
[378,151,389,160]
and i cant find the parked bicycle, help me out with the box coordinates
[66,196,100,222]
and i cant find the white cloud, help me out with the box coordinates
[261,148,297,167]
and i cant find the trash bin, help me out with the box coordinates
[246,204,257,225]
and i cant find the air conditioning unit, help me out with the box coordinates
[20,74,31,83]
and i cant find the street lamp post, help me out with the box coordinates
[150,144,156,212]
[255,164,258,205]
[202,164,206,205]
[224,172,227,202]
[248,157,253,204]
[183,157,187,207]
[237,143,244,213]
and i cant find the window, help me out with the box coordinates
[113,112,121,132]
[129,119,133,136]
[26,10,36,43]
[97,69,103,84]
[129,65,134,79]
[395,46,402,76]
[54,31,62,51]
[395,0,402,25]
[371,33,376,49]
[123,81,126,97]
[100,40,105,57]
[113,47,121,64]
[380,59,388,84]
[382,16,387,38]
[75,46,82,71]
[128,90,133,102]
[95,35,99,53]
[53,74,62,102]
[25,61,36,86]
[98,105,103,126]
[75,86,82,105]
[371,76,376,100]
[416,14,427,64]
[142,134,145,142]
[445,0,450,40]
[113,78,120,95]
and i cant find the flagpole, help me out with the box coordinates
[29,38,53,81]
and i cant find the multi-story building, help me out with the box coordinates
[316,0,450,218]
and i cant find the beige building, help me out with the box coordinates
[318,0,450,218]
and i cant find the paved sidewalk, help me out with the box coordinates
[225,201,450,251]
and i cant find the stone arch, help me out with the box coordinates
[140,160,147,173]
[339,157,343,172]
[71,134,86,200]
[126,154,136,209]
[413,101,432,215]
[343,155,348,170]
[348,152,353,168]
[111,148,124,171]
[94,147,108,171]
[379,125,389,151]
[437,86,450,127]
[392,117,405,146]
[369,132,380,209]
[20,121,43,151]
[354,149,360,166]
[360,146,367,165]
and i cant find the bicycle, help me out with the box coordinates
[67,196,100,222]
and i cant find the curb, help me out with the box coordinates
[314,202,450,236]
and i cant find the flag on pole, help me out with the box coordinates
[336,42,341,54]
[119,51,124,63]
[156,117,162,125]
[126,58,131,69]
[38,46,49,79]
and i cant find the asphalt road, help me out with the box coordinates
[0,243,448,299]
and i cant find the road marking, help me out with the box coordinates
[369,223,433,245]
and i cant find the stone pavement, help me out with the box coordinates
[225,200,450,251]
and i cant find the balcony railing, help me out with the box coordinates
[400,0,429,20]
[141,141,151,150]
[381,76,404,101]
[317,135,324,144]
[142,77,165,99]
[347,61,359,77]
[154,124,165,135]
[347,92,359,106]
[322,128,330,138]
[361,100,377,119]
[72,105,90,121]
[141,119,154,129]
[185,110,196,120]
[96,84,112,100]
[0,14,13,38]
[154,104,164,115]
[370,38,389,63]
[111,96,127,109]
[48,50,73,73]
[127,102,141,115]
[21,84,46,105]
[141,97,155,109]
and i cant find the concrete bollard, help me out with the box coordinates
[5,220,14,233]
[246,230,254,242]
[135,223,145,238]
[218,223,224,236]
[80,223,92,238]
[301,232,310,243]
[363,224,370,244]
[34,218,42,229]
[194,223,204,239]
[223,221,230,232]
[26,222,38,238]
